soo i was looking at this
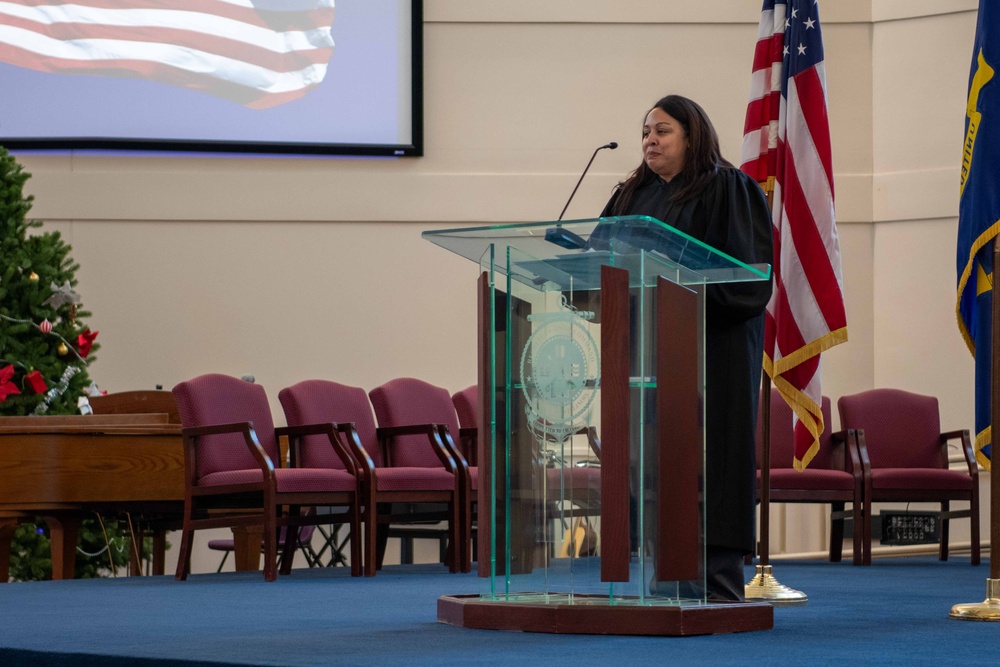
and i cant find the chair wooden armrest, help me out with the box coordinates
[830,428,864,482]
[847,428,871,477]
[584,426,602,461]
[336,423,377,478]
[375,423,458,472]
[438,425,471,470]
[276,422,367,478]
[457,427,478,466]
[182,421,275,475]
[941,429,979,476]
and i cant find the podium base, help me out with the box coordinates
[438,593,773,636]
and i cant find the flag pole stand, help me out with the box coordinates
[950,236,1000,622]
[745,375,807,606]
[949,580,1000,621]
[745,564,808,605]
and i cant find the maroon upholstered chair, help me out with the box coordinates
[837,388,980,566]
[369,378,473,572]
[450,385,480,467]
[757,389,863,565]
[451,384,601,557]
[171,374,365,581]
[279,379,466,575]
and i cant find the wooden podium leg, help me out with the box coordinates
[45,514,82,580]
[232,525,264,571]
[125,524,167,577]
[152,529,167,575]
[0,517,20,583]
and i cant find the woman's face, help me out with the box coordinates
[642,107,688,181]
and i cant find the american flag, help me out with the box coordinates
[0,0,335,109]
[741,0,848,471]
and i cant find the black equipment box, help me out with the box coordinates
[880,511,940,545]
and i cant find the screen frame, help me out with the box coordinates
[0,0,424,158]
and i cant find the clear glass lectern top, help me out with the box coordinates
[422,215,770,288]
[423,216,770,609]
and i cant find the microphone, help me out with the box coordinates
[557,141,618,221]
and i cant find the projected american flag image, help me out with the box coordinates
[0,0,336,109]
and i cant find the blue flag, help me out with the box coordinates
[957,1,1000,470]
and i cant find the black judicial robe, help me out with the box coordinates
[595,167,774,553]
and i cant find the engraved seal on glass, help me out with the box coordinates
[520,297,600,443]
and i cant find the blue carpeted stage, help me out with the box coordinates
[0,556,993,666]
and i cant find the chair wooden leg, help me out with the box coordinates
[459,485,472,573]
[262,508,278,582]
[829,501,845,562]
[851,501,863,566]
[364,505,377,577]
[939,501,950,562]
[470,503,477,567]
[350,503,363,578]
[279,531,298,576]
[463,503,475,572]
[0,518,20,584]
[278,506,301,576]
[362,482,376,577]
[375,504,390,570]
[862,496,872,566]
[453,493,468,574]
[175,527,194,580]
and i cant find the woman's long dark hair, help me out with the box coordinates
[608,95,733,216]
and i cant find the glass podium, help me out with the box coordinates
[424,216,774,635]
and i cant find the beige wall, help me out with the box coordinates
[11,0,984,569]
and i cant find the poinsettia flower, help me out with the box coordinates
[0,365,21,402]
[25,370,47,394]
[77,329,99,358]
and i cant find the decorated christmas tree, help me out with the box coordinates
[0,146,99,413]
[0,146,135,580]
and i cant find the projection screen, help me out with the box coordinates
[0,0,423,156]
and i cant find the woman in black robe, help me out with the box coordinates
[595,94,774,601]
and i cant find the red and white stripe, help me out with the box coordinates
[741,1,848,471]
[741,2,784,185]
[0,0,335,109]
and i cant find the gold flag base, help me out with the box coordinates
[744,564,808,606]
[950,579,1000,621]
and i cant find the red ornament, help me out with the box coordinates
[77,329,99,358]
[39,319,53,334]
[25,370,47,394]
[0,365,21,402]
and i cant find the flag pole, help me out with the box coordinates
[950,235,1000,621]
[745,182,807,606]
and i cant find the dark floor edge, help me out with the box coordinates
[0,648,254,667]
